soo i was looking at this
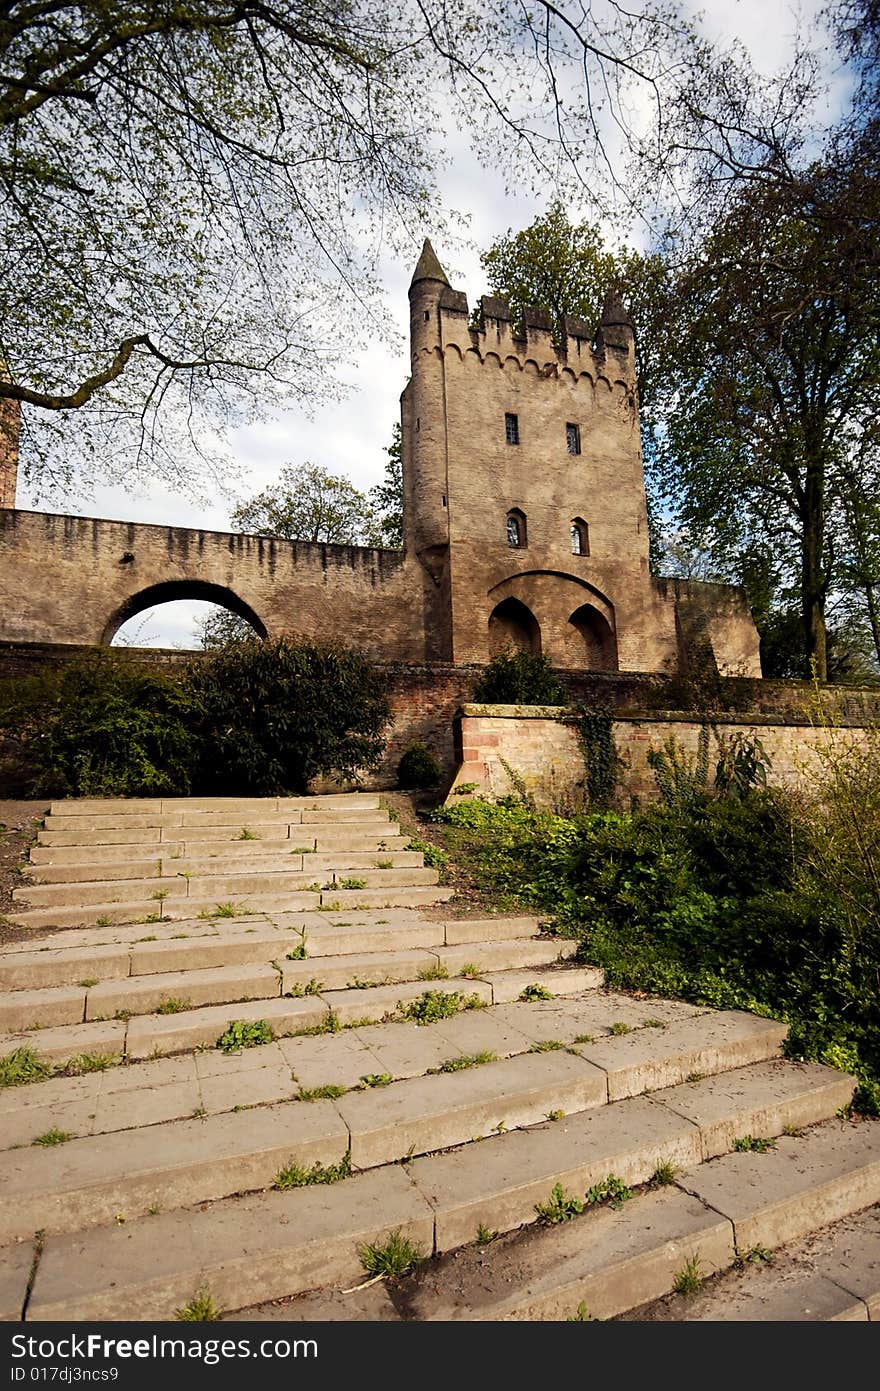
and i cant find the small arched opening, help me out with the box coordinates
[506,508,527,549]
[570,518,590,556]
[567,603,618,671]
[488,596,541,658]
[103,580,267,649]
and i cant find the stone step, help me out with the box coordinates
[412,1114,880,1321]
[8,884,455,930]
[14,866,440,908]
[48,795,381,818]
[38,810,393,843]
[25,851,424,885]
[29,830,404,866]
[0,986,702,1151]
[0,912,540,966]
[43,804,389,832]
[18,1068,860,1322]
[618,1204,880,1321]
[0,1023,800,1251]
[0,939,576,1032]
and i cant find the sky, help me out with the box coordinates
[16,0,833,647]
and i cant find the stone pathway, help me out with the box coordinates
[0,794,877,1321]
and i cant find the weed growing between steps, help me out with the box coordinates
[0,1045,51,1086]
[274,1154,351,1188]
[430,749,880,1113]
[398,989,487,1025]
[216,1019,275,1052]
[358,1231,425,1280]
[175,1286,222,1322]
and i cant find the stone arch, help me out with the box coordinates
[488,596,541,658]
[566,602,618,671]
[101,580,267,646]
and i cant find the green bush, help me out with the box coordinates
[186,637,391,794]
[473,650,568,706]
[396,742,442,789]
[0,650,198,797]
[429,786,879,1110]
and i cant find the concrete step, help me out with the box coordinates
[42,805,388,832]
[618,1204,880,1321]
[14,866,440,908]
[47,795,381,818]
[1,986,700,1151]
[8,884,455,930]
[38,811,394,845]
[18,1071,862,1322]
[25,851,424,885]
[0,913,542,974]
[29,830,404,866]
[0,940,576,1032]
[410,1115,880,1321]
[0,1023,800,1251]
[0,1009,790,1244]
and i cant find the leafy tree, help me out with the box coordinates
[231,462,376,545]
[0,1,707,497]
[196,609,260,650]
[368,424,404,548]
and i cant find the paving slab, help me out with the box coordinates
[653,1060,856,1159]
[337,1049,607,1169]
[0,1239,34,1321]
[489,993,655,1046]
[0,1071,101,1113]
[408,1093,702,1250]
[681,1117,880,1252]
[418,1185,736,1321]
[125,994,328,1059]
[0,1020,126,1068]
[0,985,86,1034]
[345,1019,469,1082]
[1,1097,100,1150]
[86,963,281,1020]
[193,1042,286,1080]
[198,1062,297,1116]
[28,1166,433,1320]
[429,1009,537,1059]
[92,1080,203,1134]
[279,1031,385,1091]
[100,1055,197,1091]
[576,1011,788,1101]
[0,1098,349,1240]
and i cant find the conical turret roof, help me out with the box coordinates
[410,238,450,287]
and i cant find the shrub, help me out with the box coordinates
[396,742,442,789]
[473,650,568,706]
[0,650,198,797]
[186,637,391,794]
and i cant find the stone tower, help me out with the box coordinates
[400,239,706,671]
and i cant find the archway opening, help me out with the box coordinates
[566,603,618,671]
[488,596,541,658]
[105,581,266,649]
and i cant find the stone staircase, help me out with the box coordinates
[0,794,877,1322]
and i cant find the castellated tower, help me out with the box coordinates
[401,239,692,671]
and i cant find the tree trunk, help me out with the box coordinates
[865,582,880,669]
[801,462,828,680]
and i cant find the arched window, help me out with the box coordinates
[570,518,589,555]
[507,508,527,548]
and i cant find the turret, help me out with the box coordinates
[402,239,451,575]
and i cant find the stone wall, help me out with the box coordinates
[448,704,877,808]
